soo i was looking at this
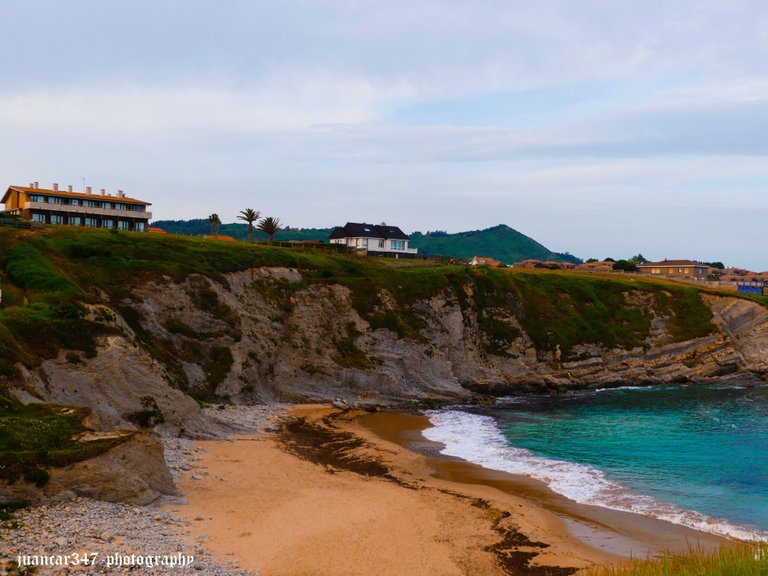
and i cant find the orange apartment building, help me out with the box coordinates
[1,182,152,232]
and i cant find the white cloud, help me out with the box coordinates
[0,76,415,136]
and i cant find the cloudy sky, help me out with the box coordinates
[2,1,767,269]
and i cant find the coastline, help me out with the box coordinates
[170,405,728,575]
[356,410,728,555]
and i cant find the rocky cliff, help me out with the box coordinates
[7,265,767,438]
[0,432,175,505]
[4,230,766,504]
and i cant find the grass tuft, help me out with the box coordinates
[584,543,768,576]
[0,401,131,483]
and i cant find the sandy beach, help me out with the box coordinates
[169,406,728,576]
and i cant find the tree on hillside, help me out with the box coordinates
[704,261,725,270]
[258,216,282,245]
[612,260,638,272]
[630,253,648,264]
[208,213,221,236]
[586,258,599,263]
[237,208,261,242]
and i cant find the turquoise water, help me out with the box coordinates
[490,382,768,537]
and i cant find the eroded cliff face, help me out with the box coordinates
[9,268,768,433]
[0,432,175,505]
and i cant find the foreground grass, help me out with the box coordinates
[584,544,768,576]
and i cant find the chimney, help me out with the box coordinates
[67,185,73,192]
[100,188,106,196]
[117,190,124,197]
[52,183,59,192]
[29,182,34,188]
[34,181,39,189]
[86,186,92,194]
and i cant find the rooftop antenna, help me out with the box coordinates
[82,177,86,192]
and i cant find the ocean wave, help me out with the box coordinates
[422,409,768,542]
[592,385,683,393]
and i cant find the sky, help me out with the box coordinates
[2,0,767,270]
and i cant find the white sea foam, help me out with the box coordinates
[423,409,768,542]
[593,385,651,393]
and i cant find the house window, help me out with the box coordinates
[47,196,61,204]
[378,240,384,248]
[114,203,126,211]
[69,216,82,226]
[101,219,114,228]
[70,199,79,206]
[50,214,64,225]
[31,213,45,223]
[391,240,405,250]
[29,194,44,202]
[84,218,97,227]
[362,238,368,247]
[83,200,95,208]
[135,222,145,232]
[117,220,129,230]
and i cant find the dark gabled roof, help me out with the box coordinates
[328,222,409,240]
[638,260,707,268]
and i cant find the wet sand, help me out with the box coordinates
[357,410,727,558]
[169,406,727,575]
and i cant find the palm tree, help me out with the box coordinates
[237,208,260,242]
[257,216,282,245]
[208,213,221,236]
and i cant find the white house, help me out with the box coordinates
[328,222,418,257]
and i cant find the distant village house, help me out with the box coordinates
[470,256,503,267]
[1,182,152,232]
[637,260,708,279]
[329,222,417,258]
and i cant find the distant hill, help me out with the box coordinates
[409,225,580,264]
[151,220,580,264]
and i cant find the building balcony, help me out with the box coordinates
[24,201,152,220]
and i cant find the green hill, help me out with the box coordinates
[152,220,580,264]
[409,225,580,264]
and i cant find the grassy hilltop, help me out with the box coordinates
[1,226,763,384]
[152,220,580,264]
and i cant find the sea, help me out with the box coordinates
[422,377,768,541]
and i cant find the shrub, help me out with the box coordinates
[24,468,50,488]
[612,260,638,272]
[125,396,165,428]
